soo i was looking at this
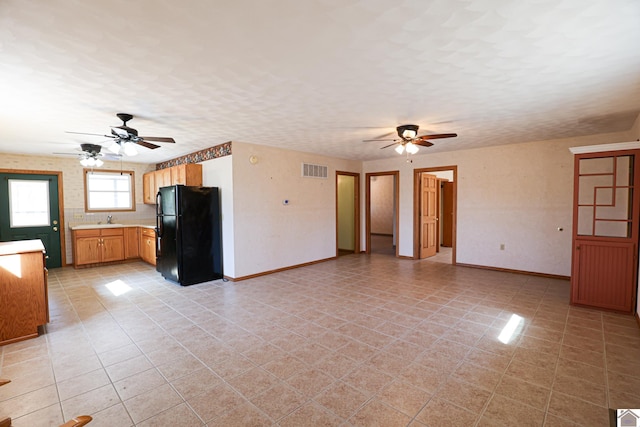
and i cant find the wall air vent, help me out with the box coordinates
[302,163,328,179]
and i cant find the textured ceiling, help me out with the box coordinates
[0,0,639,164]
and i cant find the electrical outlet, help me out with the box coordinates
[73,213,84,219]
[500,244,505,250]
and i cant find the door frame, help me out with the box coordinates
[413,166,457,263]
[0,168,66,266]
[335,171,360,255]
[365,171,399,256]
[441,180,454,247]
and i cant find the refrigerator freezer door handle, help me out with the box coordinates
[156,216,163,238]
[156,191,163,238]
[156,191,162,215]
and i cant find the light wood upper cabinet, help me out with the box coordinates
[142,163,202,204]
[159,168,172,189]
[172,163,203,186]
[143,172,155,204]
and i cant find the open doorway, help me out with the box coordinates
[336,171,360,256]
[366,171,399,256]
[413,166,457,264]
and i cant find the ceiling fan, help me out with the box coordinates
[54,143,120,167]
[66,113,176,156]
[364,124,457,154]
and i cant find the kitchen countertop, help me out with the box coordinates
[69,223,156,231]
[0,239,46,256]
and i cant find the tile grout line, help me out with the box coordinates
[538,292,570,427]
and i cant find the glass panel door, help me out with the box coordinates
[8,179,51,227]
[576,155,633,238]
[0,173,62,268]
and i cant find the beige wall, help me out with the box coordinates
[632,114,640,140]
[363,129,637,277]
[0,153,155,208]
[230,141,361,278]
[200,155,235,277]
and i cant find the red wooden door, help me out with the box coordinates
[571,151,639,313]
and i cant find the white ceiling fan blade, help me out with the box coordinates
[111,127,129,138]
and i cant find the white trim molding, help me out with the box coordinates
[569,141,640,154]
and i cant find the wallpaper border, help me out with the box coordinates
[156,141,232,169]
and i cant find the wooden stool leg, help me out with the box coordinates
[0,379,11,427]
[60,415,92,427]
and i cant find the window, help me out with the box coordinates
[84,169,135,212]
[9,179,50,227]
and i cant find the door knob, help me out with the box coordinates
[53,227,58,232]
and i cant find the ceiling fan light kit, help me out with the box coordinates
[66,113,176,158]
[107,141,138,156]
[123,143,138,156]
[79,156,103,167]
[397,124,419,141]
[406,142,419,154]
[54,142,121,166]
[76,143,104,167]
[363,124,458,156]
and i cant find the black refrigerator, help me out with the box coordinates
[156,185,222,285]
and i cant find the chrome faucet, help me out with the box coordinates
[107,215,113,224]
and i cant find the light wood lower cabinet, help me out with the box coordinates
[72,226,157,267]
[124,227,140,259]
[0,240,48,345]
[140,228,156,266]
[73,228,124,267]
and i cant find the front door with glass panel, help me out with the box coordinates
[0,173,62,268]
[571,150,639,313]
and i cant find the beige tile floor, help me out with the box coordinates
[1,255,639,426]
